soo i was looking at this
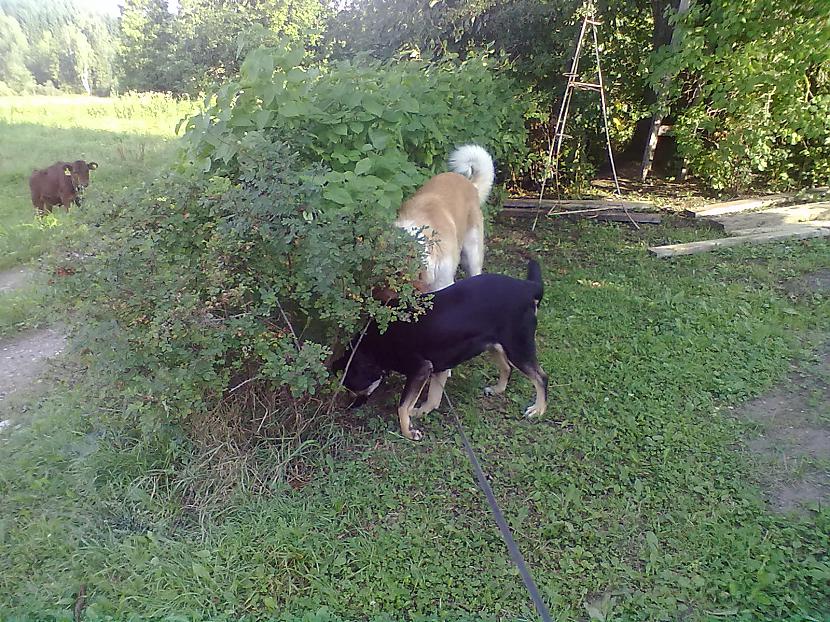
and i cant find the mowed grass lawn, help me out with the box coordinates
[1,164,828,622]
[0,94,192,270]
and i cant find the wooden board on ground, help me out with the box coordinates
[714,202,830,234]
[649,224,830,258]
[682,194,793,218]
[504,198,654,211]
[500,207,661,224]
[729,220,830,237]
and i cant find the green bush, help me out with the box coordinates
[58,140,424,444]
[182,42,529,212]
[51,43,530,503]
[653,0,830,192]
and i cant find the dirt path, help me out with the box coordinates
[0,327,66,402]
[0,267,66,423]
[737,346,830,512]
[736,270,830,513]
[0,267,33,294]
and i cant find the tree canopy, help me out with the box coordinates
[0,0,117,94]
[116,0,328,94]
[1,0,827,191]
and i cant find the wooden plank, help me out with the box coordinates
[715,202,830,234]
[649,225,830,258]
[500,207,661,224]
[682,194,793,218]
[729,220,830,237]
[503,198,654,210]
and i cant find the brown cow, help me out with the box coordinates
[29,160,98,216]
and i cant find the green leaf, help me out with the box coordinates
[354,158,373,175]
[253,110,272,129]
[362,96,385,117]
[279,100,303,117]
[286,67,306,83]
[323,186,353,205]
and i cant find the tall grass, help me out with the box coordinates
[0,93,194,270]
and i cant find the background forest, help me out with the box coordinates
[1,0,827,192]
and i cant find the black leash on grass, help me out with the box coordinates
[444,392,554,622]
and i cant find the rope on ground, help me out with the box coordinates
[444,392,554,622]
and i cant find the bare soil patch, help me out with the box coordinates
[0,267,34,294]
[0,327,66,402]
[737,342,830,513]
[782,268,830,298]
[731,268,830,513]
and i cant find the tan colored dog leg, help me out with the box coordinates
[397,361,432,440]
[484,344,511,396]
[523,366,548,418]
[413,370,450,418]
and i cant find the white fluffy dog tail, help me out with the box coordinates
[448,144,495,206]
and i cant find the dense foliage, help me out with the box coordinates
[0,0,117,94]
[654,0,830,192]
[323,0,658,188]
[6,0,828,193]
[182,42,530,205]
[58,140,424,444]
[116,0,328,95]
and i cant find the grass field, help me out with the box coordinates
[0,97,829,621]
[2,222,829,619]
[0,94,193,270]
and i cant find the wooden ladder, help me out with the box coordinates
[542,1,621,205]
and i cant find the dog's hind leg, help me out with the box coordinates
[413,370,449,418]
[503,323,548,418]
[484,344,511,396]
[519,362,548,418]
[460,225,484,277]
[398,360,433,441]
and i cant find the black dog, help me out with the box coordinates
[335,260,548,441]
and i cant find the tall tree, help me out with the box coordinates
[0,13,33,90]
[116,0,180,92]
[0,0,117,93]
[115,0,328,95]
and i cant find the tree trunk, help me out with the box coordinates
[620,0,683,163]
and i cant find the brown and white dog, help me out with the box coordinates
[395,144,495,293]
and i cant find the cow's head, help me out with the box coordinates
[63,160,98,190]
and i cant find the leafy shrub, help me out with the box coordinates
[653,0,830,192]
[181,41,529,213]
[53,43,530,504]
[60,142,419,448]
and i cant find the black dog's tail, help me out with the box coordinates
[526,259,543,302]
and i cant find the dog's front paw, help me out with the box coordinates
[524,404,545,418]
[406,427,424,441]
